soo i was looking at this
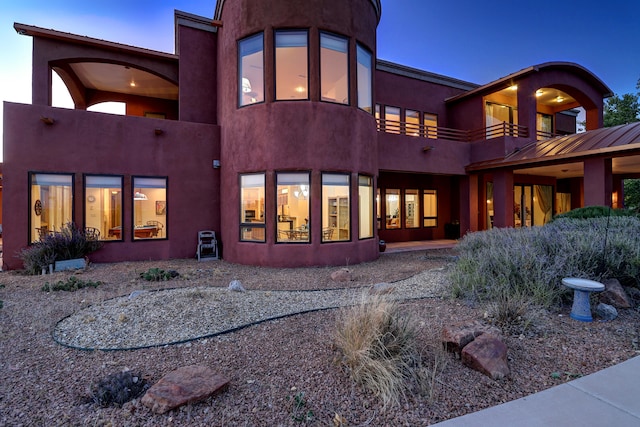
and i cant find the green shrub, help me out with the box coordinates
[42,276,103,292]
[551,206,637,222]
[19,222,103,275]
[139,267,179,281]
[450,216,640,310]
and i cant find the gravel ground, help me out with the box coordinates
[1,249,639,426]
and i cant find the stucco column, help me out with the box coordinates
[32,39,52,106]
[516,81,537,142]
[492,170,514,228]
[459,174,478,235]
[583,158,612,206]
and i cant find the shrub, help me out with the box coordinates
[334,294,421,408]
[139,267,179,281]
[551,206,637,222]
[449,216,640,310]
[42,276,103,292]
[91,371,148,407]
[19,222,103,275]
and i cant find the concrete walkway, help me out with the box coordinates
[432,355,640,427]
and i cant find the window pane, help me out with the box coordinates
[424,113,438,139]
[384,106,400,134]
[133,177,166,240]
[320,33,349,105]
[376,187,381,230]
[405,189,420,228]
[239,33,264,106]
[356,44,372,112]
[30,173,73,242]
[240,173,265,242]
[323,173,350,241]
[406,110,420,137]
[423,189,437,227]
[275,30,308,100]
[385,189,400,229]
[358,175,373,239]
[277,172,310,242]
[86,175,123,241]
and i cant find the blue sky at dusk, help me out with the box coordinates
[1,0,639,160]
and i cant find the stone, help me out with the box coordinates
[54,258,86,272]
[442,321,502,354]
[141,365,229,414]
[330,268,352,282]
[624,286,640,304]
[595,303,618,321]
[461,333,509,380]
[228,280,246,292]
[369,283,395,295]
[600,278,632,309]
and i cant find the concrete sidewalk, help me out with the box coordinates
[432,355,640,427]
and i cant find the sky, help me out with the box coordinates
[1,0,639,161]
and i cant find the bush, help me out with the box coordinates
[91,371,148,407]
[19,223,103,275]
[449,216,640,310]
[139,267,179,281]
[334,294,422,408]
[42,276,103,292]
[551,206,637,222]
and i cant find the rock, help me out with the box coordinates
[128,290,147,299]
[600,279,632,308]
[624,286,640,304]
[595,303,618,321]
[330,268,352,282]
[369,283,395,295]
[461,334,509,380]
[442,321,502,354]
[141,365,229,414]
[228,280,246,292]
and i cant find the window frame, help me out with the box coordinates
[132,176,168,241]
[274,29,309,102]
[356,43,373,113]
[275,171,311,244]
[384,188,401,229]
[239,173,266,243]
[404,189,420,229]
[423,189,438,228]
[322,172,351,242]
[28,171,74,243]
[319,31,350,106]
[358,175,374,240]
[84,174,124,242]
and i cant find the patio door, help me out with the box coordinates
[514,185,532,227]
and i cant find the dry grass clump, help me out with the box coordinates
[334,294,437,408]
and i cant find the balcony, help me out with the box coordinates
[377,118,529,142]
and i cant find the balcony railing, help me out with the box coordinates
[377,119,529,142]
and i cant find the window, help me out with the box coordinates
[376,188,381,229]
[424,113,438,139]
[358,175,374,239]
[423,190,437,227]
[406,110,420,136]
[323,173,350,241]
[29,173,73,242]
[385,189,400,229]
[240,174,265,242]
[405,189,420,228]
[485,102,518,137]
[132,177,167,240]
[537,113,554,139]
[384,106,401,134]
[239,33,264,107]
[275,30,308,100]
[85,175,123,241]
[320,32,349,105]
[356,44,372,112]
[277,172,310,242]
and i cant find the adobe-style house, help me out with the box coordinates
[3,0,640,271]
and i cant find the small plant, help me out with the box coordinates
[287,392,314,422]
[0,284,4,309]
[91,371,148,407]
[139,267,179,282]
[42,276,103,292]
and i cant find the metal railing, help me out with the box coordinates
[377,119,529,142]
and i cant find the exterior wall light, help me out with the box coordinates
[40,117,55,125]
[213,160,221,169]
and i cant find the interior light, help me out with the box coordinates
[536,90,543,97]
[556,96,564,103]
[295,86,306,93]
[129,80,136,87]
[509,85,518,91]
[133,191,148,201]
[242,77,252,93]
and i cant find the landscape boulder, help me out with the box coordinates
[461,333,509,380]
[330,268,352,282]
[141,365,229,414]
[600,278,632,309]
[442,321,502,354]
[369,282,395,295]
[228,280,246,292]
[595,303,618,321]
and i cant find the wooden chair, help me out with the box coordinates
[146,220,164,237]
[84,227,101,241]
[197,230,219,261]
[322,228,334,241]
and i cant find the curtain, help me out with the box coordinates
[534,185,553,224]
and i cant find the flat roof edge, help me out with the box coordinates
[376,59,478,91]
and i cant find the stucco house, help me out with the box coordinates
[3,0,639,271]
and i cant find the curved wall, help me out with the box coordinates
[217,0,380,267]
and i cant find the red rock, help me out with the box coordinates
[461,334,509,380]
[141,365,229,414]
[330,268,352,282]
[600,278,632,309]
[442,322,502,354]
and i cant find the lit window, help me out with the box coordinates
[320,32,349,105]
[424,113,438,139]
[406,110,420,137]
[323,173,350,241]
[423,190,437,227]
[385,189,400,229]
[384,106,400,134]
[405,189,420,228]
[275,30,308,100]
[356,44,372,112]
[376,187,381,230]
[132,177,167,240]
[277,172,310,242]
[29,173,73,242]
[85,175,123,241]
[358,175,374,239]
[239,33,264,107]
[240,173,265,242]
